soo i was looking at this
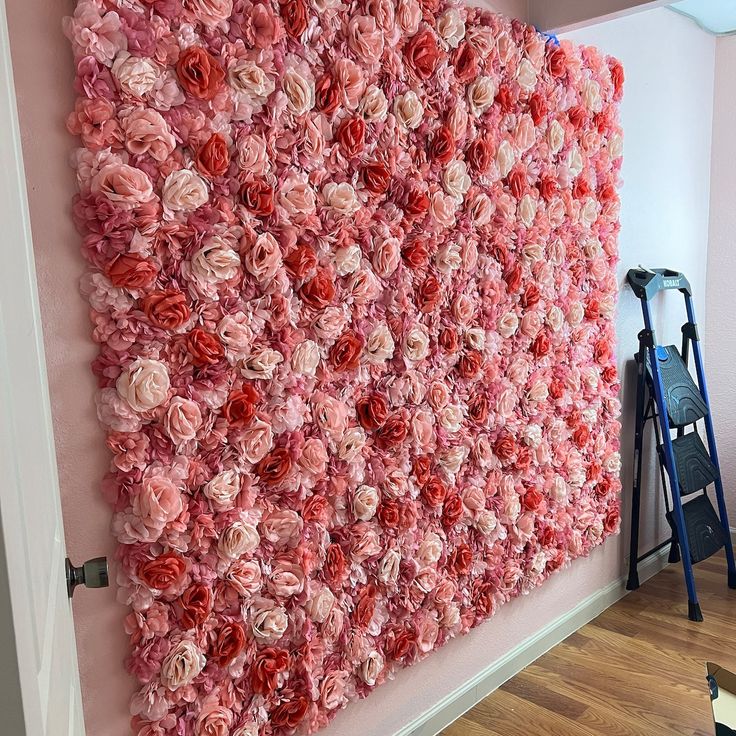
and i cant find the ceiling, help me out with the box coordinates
[670,0,736,34]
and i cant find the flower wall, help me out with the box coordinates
[63,0,623,733]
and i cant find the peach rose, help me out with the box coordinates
[236,133,269,175]
[359,84,388,122]
[243,232,282,284]
[187,0,233,26]
[91,163,155,208]
[468,76,495,116]
[352,484,379,521]
[191,238,241,285]
[239,416,273,464]
[322,182,360,215]
[132,475,183,537]
[116,358,170,412]
[160,640,205,690]
[251,603,288,642]
[164,397,202,444]
[162,169,208,212]
[217,519,260,559]
[347,15,384,63]
[437,8,465,48]
[195,704,233,736]
[203,470,241,511]
[299,438,328,475]
[279,172,316,217]
[290,339,320,375]
[443,160,471,201]
[394,90,423,129]
[112,53,160,97]
[364,322,394,363]
[121,108,176,161]
[372,237,400,278]
[282,67,315,115]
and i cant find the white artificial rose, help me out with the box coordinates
[443,160,471,201]
[468,76,495,116]
[305,586,335,623]
[567,146,584,177]
[497,312,519,339]
[360,84,388,122]
[112,53,160,97]
[338,427,366,461]
[496,139,515,178]
[251,604,288,642]
[204,470,241,511]
[291,340,320,376]
[364,323,394,363]
[323,182,360,215]
[609,132,623,159]
[465,327,485,350]
[516,58,537,91]
[417,533,443,565]
[335,244,362,276]
[435,242,462,274]
[518,193,537,227]
[439,404,463,432]
[394,90,424,129]
[160,640,206,690]
[437,8,465,48]
[377,548,401,585]
[241,349,283,380]
[282,68,315,115]
[191,238,241,284]
[229,60,275,103]
[548,119,565,155]
[353,484,379,521]
[360,651,384,686]
[582,79,602,112]
[218,519,260,559]
[579,197,599,227]
[162,169,209,212]
[116,358,170,412]
[403,324,429,362]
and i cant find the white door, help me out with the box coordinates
[0,0,86,733]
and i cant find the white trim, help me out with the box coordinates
[396,548,670,736]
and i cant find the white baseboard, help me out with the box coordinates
[397,547,670,736]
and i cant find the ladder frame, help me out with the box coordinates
[626,268,736,621]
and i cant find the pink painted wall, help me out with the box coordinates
[5,3,715,735]
[706,35,736,525]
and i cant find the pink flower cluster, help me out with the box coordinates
[64,0,623,733]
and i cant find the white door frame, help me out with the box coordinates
[0,0,85,732]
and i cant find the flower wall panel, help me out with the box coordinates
[63,0,623,733]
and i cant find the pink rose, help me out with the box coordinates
[116,359,170,412]
[164,397,202,445]
[299,437,328,475]
[91,163,155,208]
[243,232,282,284]
[347,15,384,64]
[121,108,176,161]
[238,416,273,464]
[195,704,233,736]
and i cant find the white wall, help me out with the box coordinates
[706,35,736,525]
[317,9,718,736]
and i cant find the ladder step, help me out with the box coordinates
[667,494,728,564]
[671,432,719,496]
[648,345,708,428]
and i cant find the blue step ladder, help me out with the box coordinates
[626,268,736,621]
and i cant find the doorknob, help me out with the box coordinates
[66,557,109,598]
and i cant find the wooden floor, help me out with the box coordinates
[442,553,736,736]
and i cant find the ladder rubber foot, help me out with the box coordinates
[728,570,736,590]
[688,601,703,622]
[626,574,640,591]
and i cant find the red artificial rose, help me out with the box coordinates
[523,488,544,511]
[531,332,549,358]
[537,523,555,547]
[457,350,483,379]
[568,105,587,129]
[515,446,532,471]
[403,187,430,219]
[329,330,363,371]
[179,584,212,628]
[402,240,429,269]
[300,269,335,309]
[107,253,158,289]
[354,584,377,626]
[239,179,274,216]
[521,283,540,308]
[271,696,309,729]
[176,46,225,100]
[547,45,567,77]
[439,327,459,353]
[538,174,558,201]
[315,73,341,114]
[507,167,527,199]
[452,42,478,84]
[473,579,494,616]
[280,0,308,38]
[323,543,346,583]
[529,92,547,126]
[442,493,463,527]
[186,328,224,366]
[223,385,259,426]
[138,552,186,590]
[418,274,441,312]
[604,506,620,534]
[466,136,493,172]
[602,365,618,384]
[302,494,330,524]
[377,500,401,530]
[598,182,618,205]
[404,29,441,80]
[429,125,455,164]
[451,544,473,575]
[385,625,414,661]
[361,160,391,195]
[412,456,431,486]
[573,425,590,448]
[467,394,488,424]
[610,60,625,98]
[421,476,447,507]
[336,116,366,158]
[195,133,230,178]
[374,414,407,450]
[355,394,388,430]
[211,622,245,666]
[504,263,522,293]
[493,434,516,461]
[495,83,516,113]
[250,647,290,695]
[573,177,592,199]
[256,447,292,485]
[284,244,317,280]
[142,289,190,329]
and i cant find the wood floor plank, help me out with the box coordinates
[441,554,733,736]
